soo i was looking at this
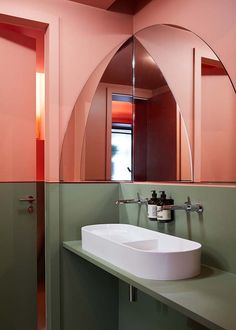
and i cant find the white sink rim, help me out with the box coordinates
[82,223,201,280]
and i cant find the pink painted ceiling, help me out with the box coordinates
[68,0,152,14]
[68,0,116,9]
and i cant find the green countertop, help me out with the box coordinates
[63,241,236,330]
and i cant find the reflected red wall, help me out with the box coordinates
[147,91,176,181]
[134,91,177,181]
[134,99,147,181]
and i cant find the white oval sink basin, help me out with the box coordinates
[81,224,201,280]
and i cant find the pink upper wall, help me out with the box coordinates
[134,0,236,92]
[0,22,45,72]
[0,0,132,181]
[0,31,36,181]
[57,3,132,146]
[1,0,235,182]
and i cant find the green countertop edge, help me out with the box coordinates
[63,241,236,330]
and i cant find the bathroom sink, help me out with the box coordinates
[81,224,201,280]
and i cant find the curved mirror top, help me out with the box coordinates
[60,25,236,183]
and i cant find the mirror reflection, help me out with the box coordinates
[80,39,133,181]
[200,56,236,182]
[60,25,236,183]
[133,38,191,182]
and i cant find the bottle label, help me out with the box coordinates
[157,206,171,221]
[148,205,157,219]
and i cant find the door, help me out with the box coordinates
[0,28,37,329]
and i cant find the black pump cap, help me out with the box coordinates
[159,191,166,199]
[151,190,157,198]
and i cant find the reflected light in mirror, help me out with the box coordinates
[112,100,132,124]
[143,53,156,65]
[36,72,45,140]
[111,129,132,180]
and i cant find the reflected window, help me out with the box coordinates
[111,94,133,181]
[111,124,132,181]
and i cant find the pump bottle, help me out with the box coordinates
[147,190,159,220]
[157,191,173,222]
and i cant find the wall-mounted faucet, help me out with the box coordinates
[115,193,148,206]
[159,197,203,214]
[116,195,203,214]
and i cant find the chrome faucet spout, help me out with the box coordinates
[115,199,139,205]
[160,199,203,214]
[116,195,148,206]
[160,204,189,211]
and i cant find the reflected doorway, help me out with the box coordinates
[111,94,133,181]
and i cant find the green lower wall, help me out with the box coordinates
[60,183,119,241]
[118,183,236,330]
[45,183,60,330]
[118,281,187,330]
[59,183,119,330]
[0,183,37,330]
[56,182,236,330]
[119,183,236,274]
[118,282,209,330]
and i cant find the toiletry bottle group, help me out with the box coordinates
[148,190,174,222]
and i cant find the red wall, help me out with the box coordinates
[37,139,45,181]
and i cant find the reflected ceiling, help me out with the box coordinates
[101,39,166,89]
[68,0,152,14]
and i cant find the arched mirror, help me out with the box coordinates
[60,25,236,183]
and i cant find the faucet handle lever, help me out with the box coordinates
[184,196,192,212]
[137,192,148,205]
[194,203,204,214]
[185,197,203,213]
